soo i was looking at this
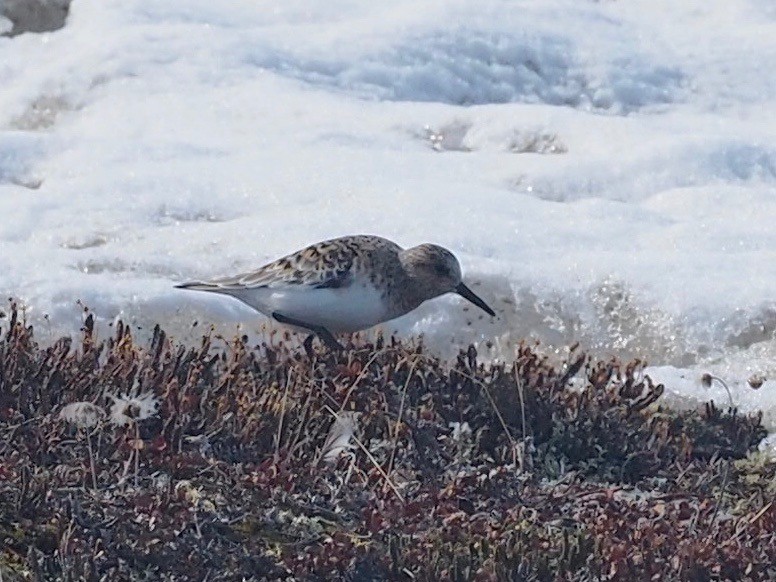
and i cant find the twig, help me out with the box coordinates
[513,364,527,442]
[710,459,730,530]
[339,348,389,412]
[703,374,734,410]
[193,506,202,539]
[274,367,294,457]
[724,501,774,545]
[133,422,140,488]
[386,356,418,477]
[441,358,518,465]
[287,376,317,457]
[86,428,98,491]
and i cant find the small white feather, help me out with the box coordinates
[321,411,358,463]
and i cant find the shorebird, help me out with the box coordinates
[176,235,495,355]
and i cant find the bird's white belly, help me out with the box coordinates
[233,284,391,334]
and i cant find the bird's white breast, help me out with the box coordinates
[231,282,391,334]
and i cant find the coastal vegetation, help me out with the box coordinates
[0,303,773,580]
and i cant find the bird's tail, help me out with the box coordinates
[175,281,225,292]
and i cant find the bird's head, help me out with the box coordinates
[400,244,495,317]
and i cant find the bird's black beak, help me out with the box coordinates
[455,282,495,317]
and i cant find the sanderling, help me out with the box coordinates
[176,235,495,355]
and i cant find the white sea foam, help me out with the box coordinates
[1,0,775,425]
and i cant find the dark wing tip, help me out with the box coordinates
[314,277,348,289]
[175,281,215,291]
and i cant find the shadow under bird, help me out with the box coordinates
[176,234,495,355]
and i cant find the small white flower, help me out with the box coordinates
[449,421,472,441]
[175,480,202,504]
[108,391,159,426]
[59,401,105,429]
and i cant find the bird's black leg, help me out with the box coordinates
[314,328,345,352]
[272,312,344,354]
[302,334,315,359]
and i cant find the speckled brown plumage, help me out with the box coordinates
[203,235,401,291]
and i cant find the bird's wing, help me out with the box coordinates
[176,237,382,292]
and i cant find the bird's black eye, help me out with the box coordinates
[434,264,449,277]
